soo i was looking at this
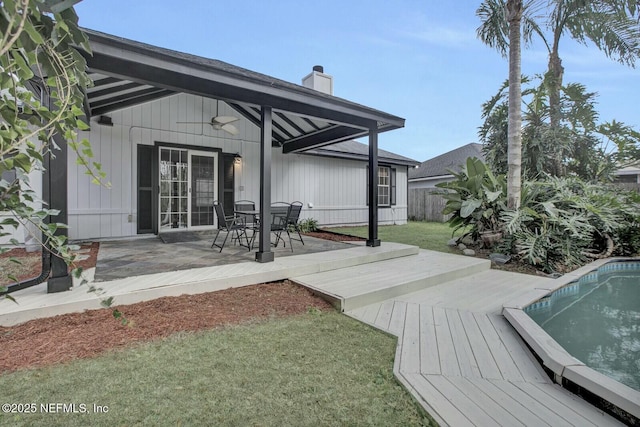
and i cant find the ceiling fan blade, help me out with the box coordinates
[212,116,239,125]
[220,123,239,135]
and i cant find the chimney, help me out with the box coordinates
[302,65,333,95]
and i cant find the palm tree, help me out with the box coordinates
[506,0,524,209]
[477,0,640,177]
[477,0,525,209]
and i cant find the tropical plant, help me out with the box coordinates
[0,1,108,300]
[477,0,640,176]
[437,157,507,241]
[499,176,640,272]
[480,76,639,181]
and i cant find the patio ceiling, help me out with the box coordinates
[81,29,405,153]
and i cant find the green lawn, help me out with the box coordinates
[327,221,461,253]
[0,312,435,426]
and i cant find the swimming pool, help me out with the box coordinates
[503,258,640,423]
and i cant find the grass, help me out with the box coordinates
[327,221,462,253]
[0,312,435,427]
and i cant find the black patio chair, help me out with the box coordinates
[287,201,305,246]
[234,200,259,247]
[270,202,293,250]
[211,201,251,252]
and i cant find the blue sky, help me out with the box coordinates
[75,0,639,162]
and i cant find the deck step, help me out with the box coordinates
[0,242,419,327]
[291,250,490,312]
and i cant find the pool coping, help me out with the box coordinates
[503,257,640,420]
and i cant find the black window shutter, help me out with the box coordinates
[391,168,396,206]
[222,155,234,209]
[366,166,369,206]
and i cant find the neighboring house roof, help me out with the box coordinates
[303,140,420,167]
[409,143,484,181]
[81,29,404,153]
[615,164,640,176]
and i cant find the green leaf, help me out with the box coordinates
[460,199,482,218]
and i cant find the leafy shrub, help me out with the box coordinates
[499,177,640,272]
[437,157,507,241]
[297,218,318,233]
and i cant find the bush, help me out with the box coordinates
[499,177,640,272]
[437,157,507,242]
[297,218,318,233]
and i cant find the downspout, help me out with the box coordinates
[2,79,57,295]
[1,252,51,294]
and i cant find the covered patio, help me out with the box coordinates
[38,28,406,294]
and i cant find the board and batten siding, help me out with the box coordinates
[67,93,408,240]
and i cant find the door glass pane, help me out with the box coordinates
[191,154,215,227]
[159,148,189,230]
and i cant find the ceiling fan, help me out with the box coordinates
[177,115,240,135]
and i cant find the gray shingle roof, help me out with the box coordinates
[409,143,484,180]
[303,140,420,167]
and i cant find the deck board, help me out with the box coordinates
[433,306,462,377]
[472,312,526,382]
[419,304,441,375]
[447,377,526,426]
[466,378,552,426]
[403,373,475,427]
[487,314,548,383]
[425,374,499,426]
[457,310,503,380]
[509,381,609,427]
[399,303,421,373]
[446,308,482,378]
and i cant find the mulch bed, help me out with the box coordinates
[303,230,365,242]
[0,242,100,286]
[0,281,333,373]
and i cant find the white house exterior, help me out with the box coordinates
[68,92,416,240]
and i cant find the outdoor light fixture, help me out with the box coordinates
[233,153,242,164]
[97,115,113,126]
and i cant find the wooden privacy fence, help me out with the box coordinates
[408,189,451,222]
[616,182,640,192]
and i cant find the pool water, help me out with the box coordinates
[525,261,640,392]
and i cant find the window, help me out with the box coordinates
[378,166,390,206]
[367,165,396,207]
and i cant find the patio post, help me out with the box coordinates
[45,133,73,292]
[367,127,380,247]
[255,105,274,263]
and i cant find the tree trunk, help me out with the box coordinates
[506,0,523,209]
[547,46,565,176]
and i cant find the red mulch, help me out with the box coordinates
[0,281,333,373]
[304,231,365,241]
[0,242,100,285]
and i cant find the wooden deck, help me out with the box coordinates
[297,250,624,426]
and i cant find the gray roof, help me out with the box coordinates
[304,140,420,167]
[81,29,404,153]
[409,143,484,180]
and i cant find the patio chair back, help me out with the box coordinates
[211,201,250,252]
[288,201,305,245]
[213,201,229,229]
[234,200,257,225]
[288,201,303,226]
[270,202,293,250]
